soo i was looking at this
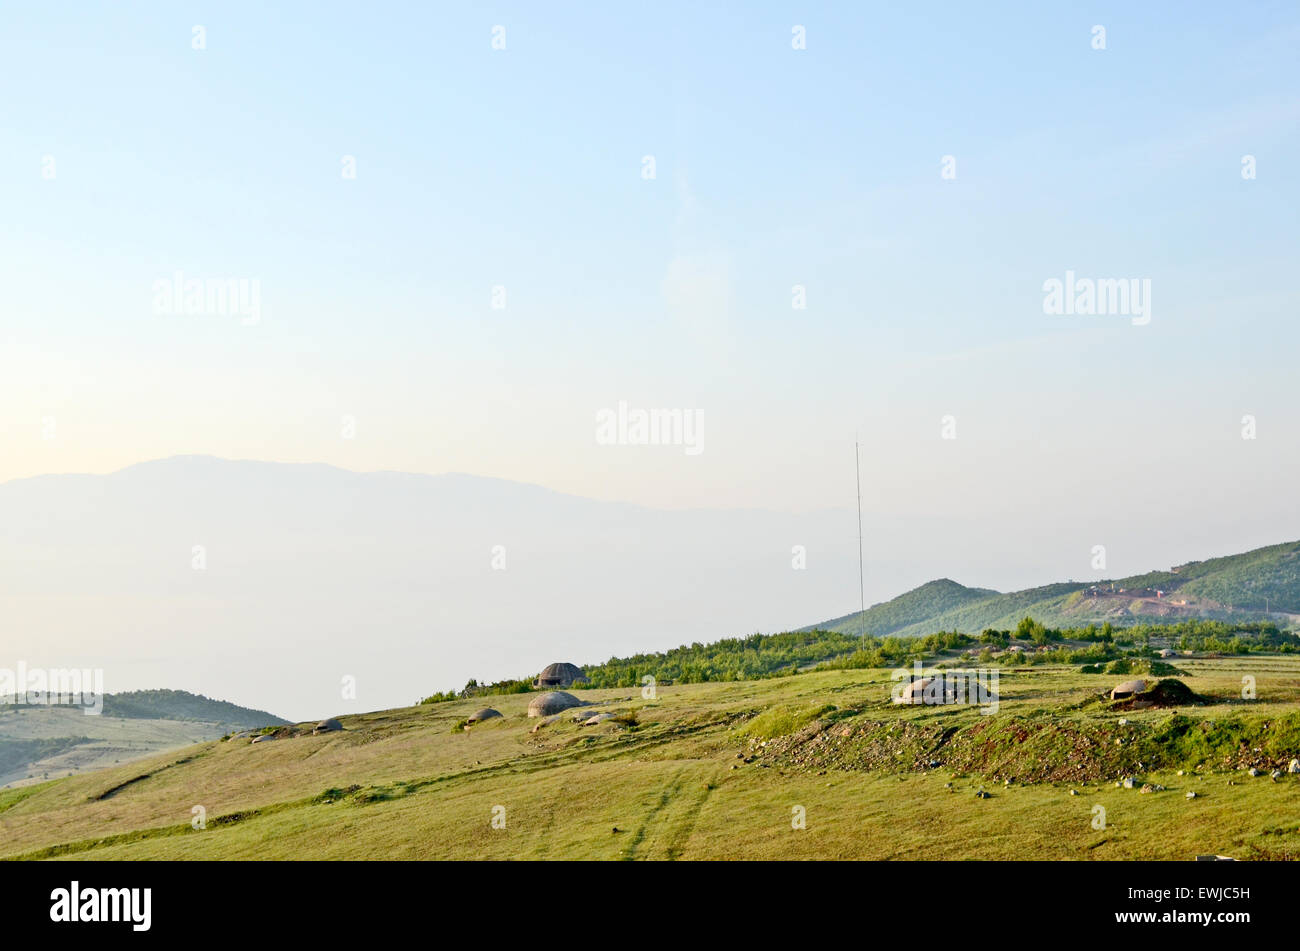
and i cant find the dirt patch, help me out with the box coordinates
[749,704,1300,783]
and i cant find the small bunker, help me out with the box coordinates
[466,707,502,725]
[1113,678,1202,709]
[1110,679,1147,700]
[251,733,277,744]
[894,673,994,706]
[527,691,587,718]
[534,662,588,688]
[314,718,343,734]
[896,678,941,704]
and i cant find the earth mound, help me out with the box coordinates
[1112,678,1203,709]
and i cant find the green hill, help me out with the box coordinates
[98,690,289,729]
[4,655,1299,861]
[420,541,1300,702]
[807,578,998,637]
[804,540,1300,637]
[0,691,288,789]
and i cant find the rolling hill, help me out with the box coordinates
[3,656,1299,860]
[0,690,287,789]
[804,539,1300,637]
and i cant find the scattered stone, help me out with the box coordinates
[975,789,990,799]
[1186,791,1197,799]
[1069,789,1078,796]
[529,714,564,734]
[1290,759,1300,774]
[1122,776,1137,789]
[1118,718,1128,726]
[1270,770,1282,782]
[1247,767,1260,777]
[1140,783,1164,793]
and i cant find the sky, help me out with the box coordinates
[2,2,1299,544]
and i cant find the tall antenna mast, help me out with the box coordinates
[856,439,865,640]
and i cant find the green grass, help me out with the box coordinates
[741,702,838,741]
[2,656,1299,860]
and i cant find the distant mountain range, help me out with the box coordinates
[804,540,1300,637]
[4,455,1297,717]
[0,455,882,718]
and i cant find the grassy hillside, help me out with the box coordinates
[806,540,1300,638]
[581,629,865,686]
[4,654,1299,860]
[0,691,287,789]
[1155,541,1300,611]
[99,690,288,728]
[806,578,997,637]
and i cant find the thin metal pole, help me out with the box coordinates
[856,439,865,640]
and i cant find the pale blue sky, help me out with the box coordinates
[2,1,1298,531]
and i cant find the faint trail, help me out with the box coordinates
[93,773,152,801]
[663,771,719,860]
[621,767,688,860]
[13,715,743,860]
[91,749,211,801]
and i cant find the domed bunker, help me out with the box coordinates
[1110,679,1147,700]
[534,662,588,689]
[527,691,587,717]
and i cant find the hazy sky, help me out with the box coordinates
[3,1,1298,534]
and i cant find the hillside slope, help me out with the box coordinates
[98,690,288,728]
[804,540,1300,637]
[0,691,287,789]
[805,578,997,637]
[3,657,1298,860]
